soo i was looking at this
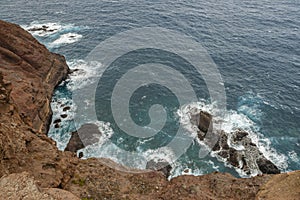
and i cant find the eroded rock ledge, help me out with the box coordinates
[0,19,299,200]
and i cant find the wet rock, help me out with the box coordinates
[78,152,84,158]
[65,123,101,153]
[189,108,280,175]
[191,110,213,140]
[233,130,248,142]
[53,118,61,124]
[198,111,212,133]
[146,159,172,178]
[63,106,71,111]
[61,114,68,118]
[54,123,60,129]
[257,158,280,174]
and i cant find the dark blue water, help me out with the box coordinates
[1,0,299,176]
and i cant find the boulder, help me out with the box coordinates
[190,110,213,140]
[198,111,212,133]
[257,158,280,174]
[65,123,101,153]
[146,159,172,178]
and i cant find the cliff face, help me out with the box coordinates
[0,20,69,133]
[0,20,77,188]
[0,20,299,200]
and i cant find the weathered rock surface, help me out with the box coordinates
[1,19,300,200]
[192,111,280,175]
[0,172,79,200]
[213,130,280,175]
[256,170,300,200]
[0,20,69,133]
[65,123,101,153]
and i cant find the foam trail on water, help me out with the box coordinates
[50,33,83,47]
[22,21,85,48]
[67,60,105,91]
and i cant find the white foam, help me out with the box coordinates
[22,21,85,48]
[288,151,299,163]
[50,33,83,47]
[22,22,63,37]
[177,100,288,176]
[67,60,105,91]
[171,162,203,179]
[48,93,77,150]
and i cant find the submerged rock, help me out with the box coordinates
[146,159,172,178]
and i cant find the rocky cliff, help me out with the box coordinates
[0,19,299,200]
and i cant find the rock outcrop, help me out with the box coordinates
[65,123,101,153]
[0,20,69,133]
[0,19,299,200]
[192,111,280,175]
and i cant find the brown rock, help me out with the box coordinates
[65,123,101,153]
[0,19,76,188]
[0,172,53,200]
[64,131,84,153]
[0,20,69,133]
[256,170,300,200]
[0,172,80,200]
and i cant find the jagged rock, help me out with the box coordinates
[215,130,280,175]
[1,19,298,200]
[65,123,101,153]
[65,131,84,153]
[0,20,69,133]
[257,158,280,174]
[146,159,172,178]
[192,109,280,175]
[191,110,213,140]
[198,111,212,133]
[233,130,248,142]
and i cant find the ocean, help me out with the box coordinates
[1,0,299,178]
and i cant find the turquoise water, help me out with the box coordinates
[1,0,299,177]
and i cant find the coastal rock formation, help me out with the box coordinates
[1,19,299,200]
[0,20,69,133]
[0,20,78,189]
[192,111,280,175]
[65,123,101,153]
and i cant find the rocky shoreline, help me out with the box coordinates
[0,20,299,200]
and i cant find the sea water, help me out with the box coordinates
[1,0,299,178]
